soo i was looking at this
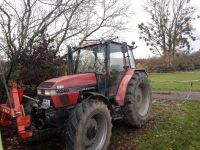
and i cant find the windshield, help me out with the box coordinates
[74,45,105,73]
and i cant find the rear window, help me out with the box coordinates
[39,82,55,88]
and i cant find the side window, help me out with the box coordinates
[95,46,105,73]
[77,50,95,73]
[110,52,124,72]
[128,49,136,68]
[124,52,130,67]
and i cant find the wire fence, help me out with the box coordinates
[151,80,200,83]
[151,79,200,100]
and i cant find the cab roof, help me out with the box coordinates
[73,40,133,51]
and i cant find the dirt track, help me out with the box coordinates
[153,91,200,101]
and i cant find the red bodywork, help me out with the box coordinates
[37,73,97,108]
[0,73,96,140]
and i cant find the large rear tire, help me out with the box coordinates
[64,99,112,150]
[123,71,152,127]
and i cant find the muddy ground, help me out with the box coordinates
[1,119,155,150]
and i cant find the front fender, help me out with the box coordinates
[116,68,135,106]
[116,68,148,106]
[84,92,113,111]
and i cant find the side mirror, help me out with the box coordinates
[131,41,138,50]
[121,42,128,53]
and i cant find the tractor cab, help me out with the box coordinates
[67,40,136,98]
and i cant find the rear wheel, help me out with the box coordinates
[64,99,112,150]
[123,72,152,127]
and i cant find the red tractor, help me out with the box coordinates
[0,39,152,150]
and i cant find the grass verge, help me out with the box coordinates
[150,70,200,91]
[137,100,200,150]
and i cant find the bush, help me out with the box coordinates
[0,33,67,98]
[17,34,67,86]
[136,50,200,73]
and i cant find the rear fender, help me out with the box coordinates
[135,68,148,75]
[115,68,147,106]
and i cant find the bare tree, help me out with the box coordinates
[0,0,130,81]
[138,0,197,57]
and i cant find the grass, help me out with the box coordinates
[0,132,3,150]
[149,70,200,91]
[109,100,200,150]
[137,100,200,150]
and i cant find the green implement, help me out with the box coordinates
[0,131,3,150]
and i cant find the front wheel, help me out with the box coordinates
[64,99,112,150]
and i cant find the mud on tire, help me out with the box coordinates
[64,99,112,150]
[123,71,152,127]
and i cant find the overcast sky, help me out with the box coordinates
[0,0,199,59]
[117,0,200,59]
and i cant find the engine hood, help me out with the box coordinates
[38,73,97,89]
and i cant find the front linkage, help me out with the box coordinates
[0,83,32,139]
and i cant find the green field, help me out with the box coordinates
[138,100,200,150]
[150,70,200,91]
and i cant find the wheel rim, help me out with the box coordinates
[82,112,108,150]
[135,83,150,116]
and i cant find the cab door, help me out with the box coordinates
[108,43,127,97]
[108,42,136,97]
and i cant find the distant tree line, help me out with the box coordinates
[136,50,200,73]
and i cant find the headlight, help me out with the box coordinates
[37,89,42,95]
[57,85,64,89]
[44,90,56,95]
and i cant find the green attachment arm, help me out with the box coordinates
[0,60,13,107]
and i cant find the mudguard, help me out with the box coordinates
[85,92,113,110]
[116,68,147,106]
